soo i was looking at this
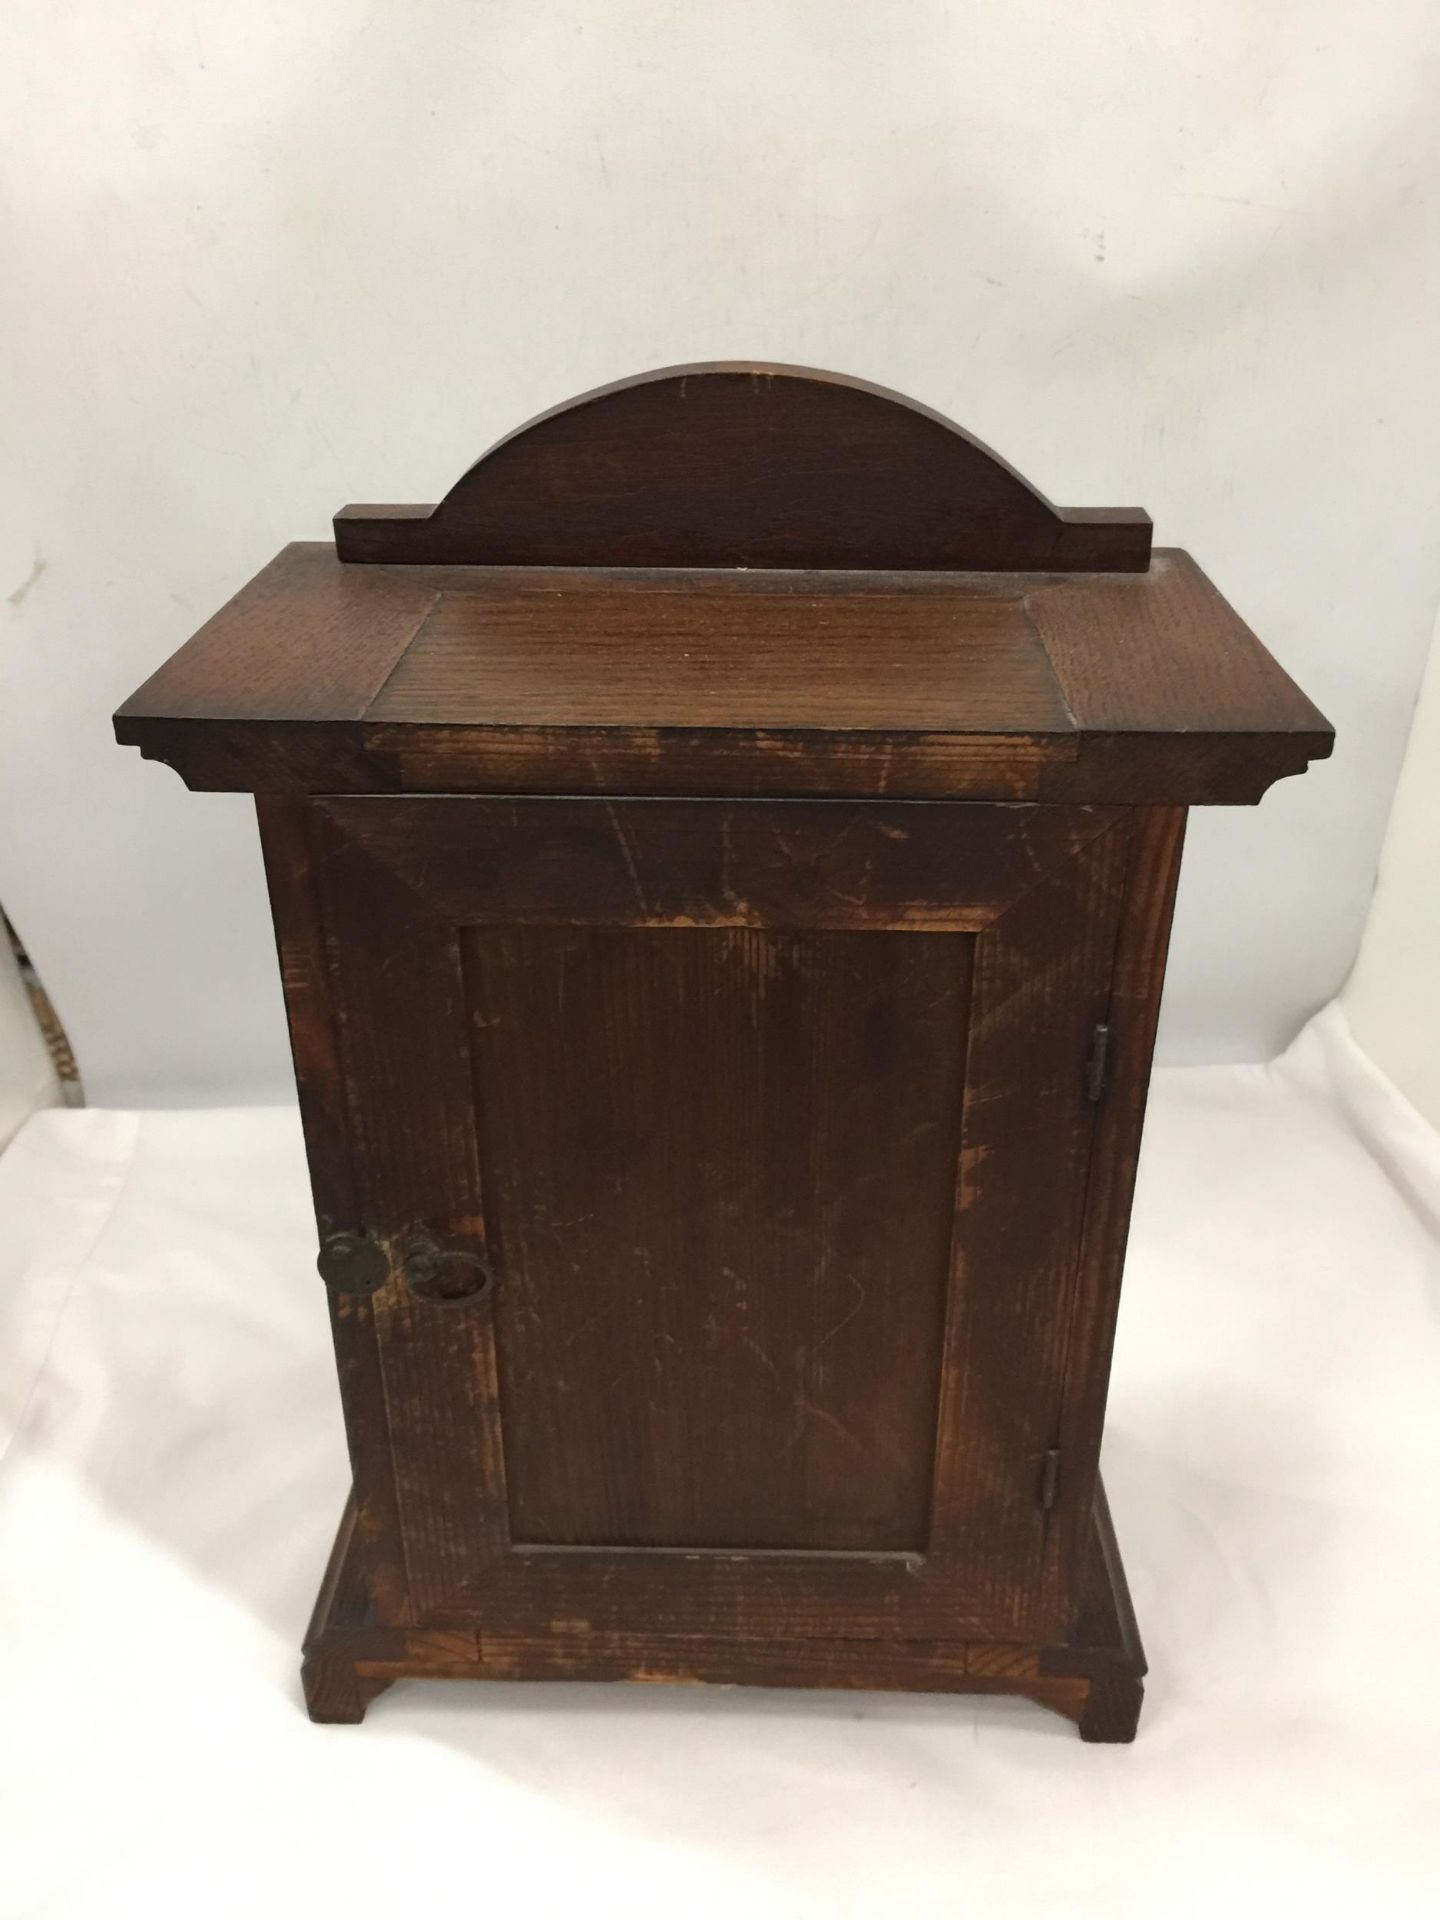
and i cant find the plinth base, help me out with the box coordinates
[302,1481,1146,1742]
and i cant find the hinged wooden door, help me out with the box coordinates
[262,795,1131,1644]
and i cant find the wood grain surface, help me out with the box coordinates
[121,365,1332,1740]
[302,1479,1145,1740]
[467,923,969,1552]
[332,363,1151,571]
[115,549,1332,803]
[272,795,1130,1650]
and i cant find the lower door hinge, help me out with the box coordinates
[1084,1020,1112,1103]
[1038,1448,1061,1511]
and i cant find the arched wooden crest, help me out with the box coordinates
[335,364,1151,572]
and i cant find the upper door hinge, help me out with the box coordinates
[1084,1020,1112,1103]
[1038,1448,1061,1511]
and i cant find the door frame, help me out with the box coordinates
[259,794,1156,1644]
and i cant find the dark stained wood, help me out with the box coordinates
[294,795,1125,1646]
[928,815,1130,1637]
[305,804,510,1617]
[300,1493,395,1720]
[369,570,1073,732]
[120,544,437,722]
[300,1655,391,1725]
[1033,556,1319,731]
[333,364,1152,571]
[313,794,1123,932]
[466,923,970,1552]
[1045,808,1187,1614]
[254,797,409,1628]
[303,1476,1143,1739]
[116,366,1331,1742]
[115,549,1332,806]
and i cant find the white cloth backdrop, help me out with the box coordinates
[4,2,1440,1102]
[1,1002,1437,1918]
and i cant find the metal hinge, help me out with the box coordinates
[1084,1021,1112,1103]
[1038,1448,1061,1511]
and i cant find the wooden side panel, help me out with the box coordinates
[1048,808,1187,1610]
[463,925,971,1551]
[928,819,1131,1636]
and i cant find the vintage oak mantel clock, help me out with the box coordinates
[115,366,1332,1740]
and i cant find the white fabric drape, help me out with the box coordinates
[1,1005,1437,1917]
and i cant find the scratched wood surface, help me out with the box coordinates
[312,793,1121,931]
[467,923,970,1551]
[116,548,1331,804]
[113,367,1331,807]
[116,366,1334,1739]
[302,1480,1144,1740]
[279,795,1125,1641]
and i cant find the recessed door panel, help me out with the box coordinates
[465,923,971,1552]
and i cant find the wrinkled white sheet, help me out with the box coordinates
[1,1004,1437,1919]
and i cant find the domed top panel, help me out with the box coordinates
[334,363,1150,572]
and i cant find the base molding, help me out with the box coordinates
[303,1481,1145,1742]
